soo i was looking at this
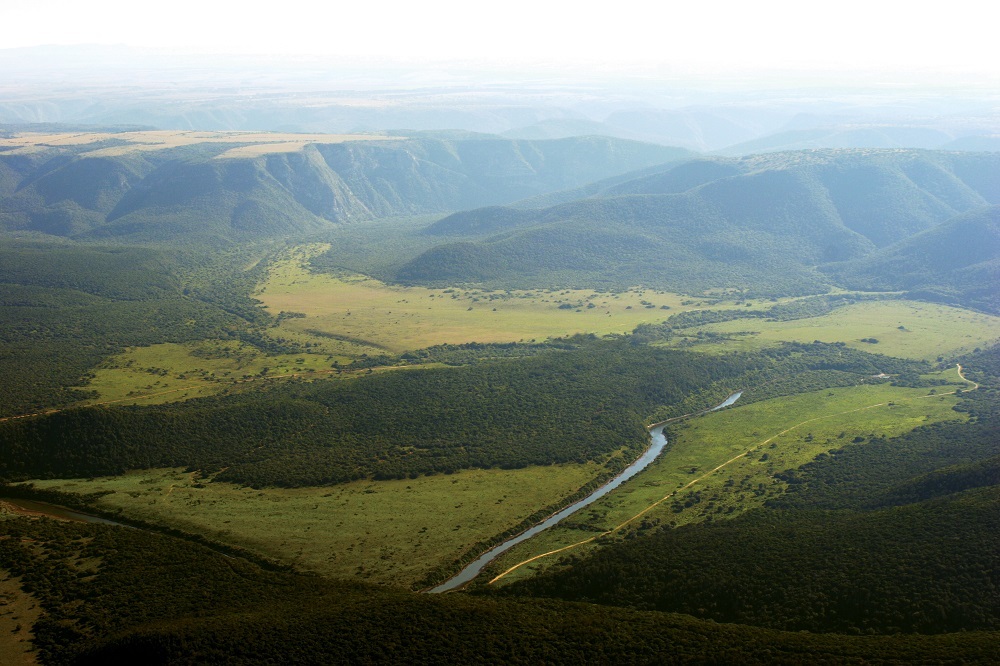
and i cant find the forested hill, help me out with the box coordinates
[0,134,690,243]
[823,205,1000,314]
[399,150,1000,299]
[0,340,918,487]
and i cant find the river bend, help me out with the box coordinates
[429,391,742,592]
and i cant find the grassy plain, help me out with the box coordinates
[257,244,745,353]
[690,300,1000,361]
[27,462,602,588]
[485,369,970,585]
[76,339,348,407]
[74,243,744,405]
[78,245,997,409]
[0,130,393,157]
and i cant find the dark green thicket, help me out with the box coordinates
[0,341,743,486]
[0,341,918,488]
[2,518,997,666]
[501,488,1000,635]
[0,239,276,417]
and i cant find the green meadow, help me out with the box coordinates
[485,369,970,586]
[689,300,999,361]
[77,243,741,406]
[27,462,601,588]
[76,245,997,410]
[256,244,750,353]
[77,339,349,407]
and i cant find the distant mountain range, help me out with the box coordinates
[0,134,691,243]
[3,136,998,310]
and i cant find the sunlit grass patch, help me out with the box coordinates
[76,339,347,406]
[257,244,770,353]
[692,300,999,361]
[28,462,602,588]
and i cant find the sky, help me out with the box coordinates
[2,0,999,78]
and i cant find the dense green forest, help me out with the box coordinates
[0,339,917,487]
[0,238,278,417]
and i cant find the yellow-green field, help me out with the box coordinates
[690,300,999,361]
[256,245,748,353]
[76,339,349,407]
[76,245,998,409]
[0,130,394,157]
[486,369,970,585]
[27,462,602,588]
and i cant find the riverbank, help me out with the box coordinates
[429,392,743,593]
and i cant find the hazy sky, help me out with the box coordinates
[2,0,998,76]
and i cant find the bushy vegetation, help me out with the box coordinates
[501,487,1000,634]
[2,517,998,665]
[0,340,743,486]
[0,239,285,418]
[0,340,923,488]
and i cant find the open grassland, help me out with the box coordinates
[26,462,601,588]
[485,370,970,586]
[690,300,999,361]
[257,245,754,353]
[74,243,762,406]
[76,340,352,407]
[78,249,997,408]
[0,130,393,157]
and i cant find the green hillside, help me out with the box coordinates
[398,150,1000,298]
[3,517,997,665]
[824,205,1000,313]
[0,136,689,242]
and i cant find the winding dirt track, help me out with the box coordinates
[487,364,979,585]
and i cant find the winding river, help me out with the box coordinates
[428,391,742,592]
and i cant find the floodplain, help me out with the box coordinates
[27,461,601,588]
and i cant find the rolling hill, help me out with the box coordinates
[823,205,1000,313]
[0,133,691,243]
[397,150,1000,299]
